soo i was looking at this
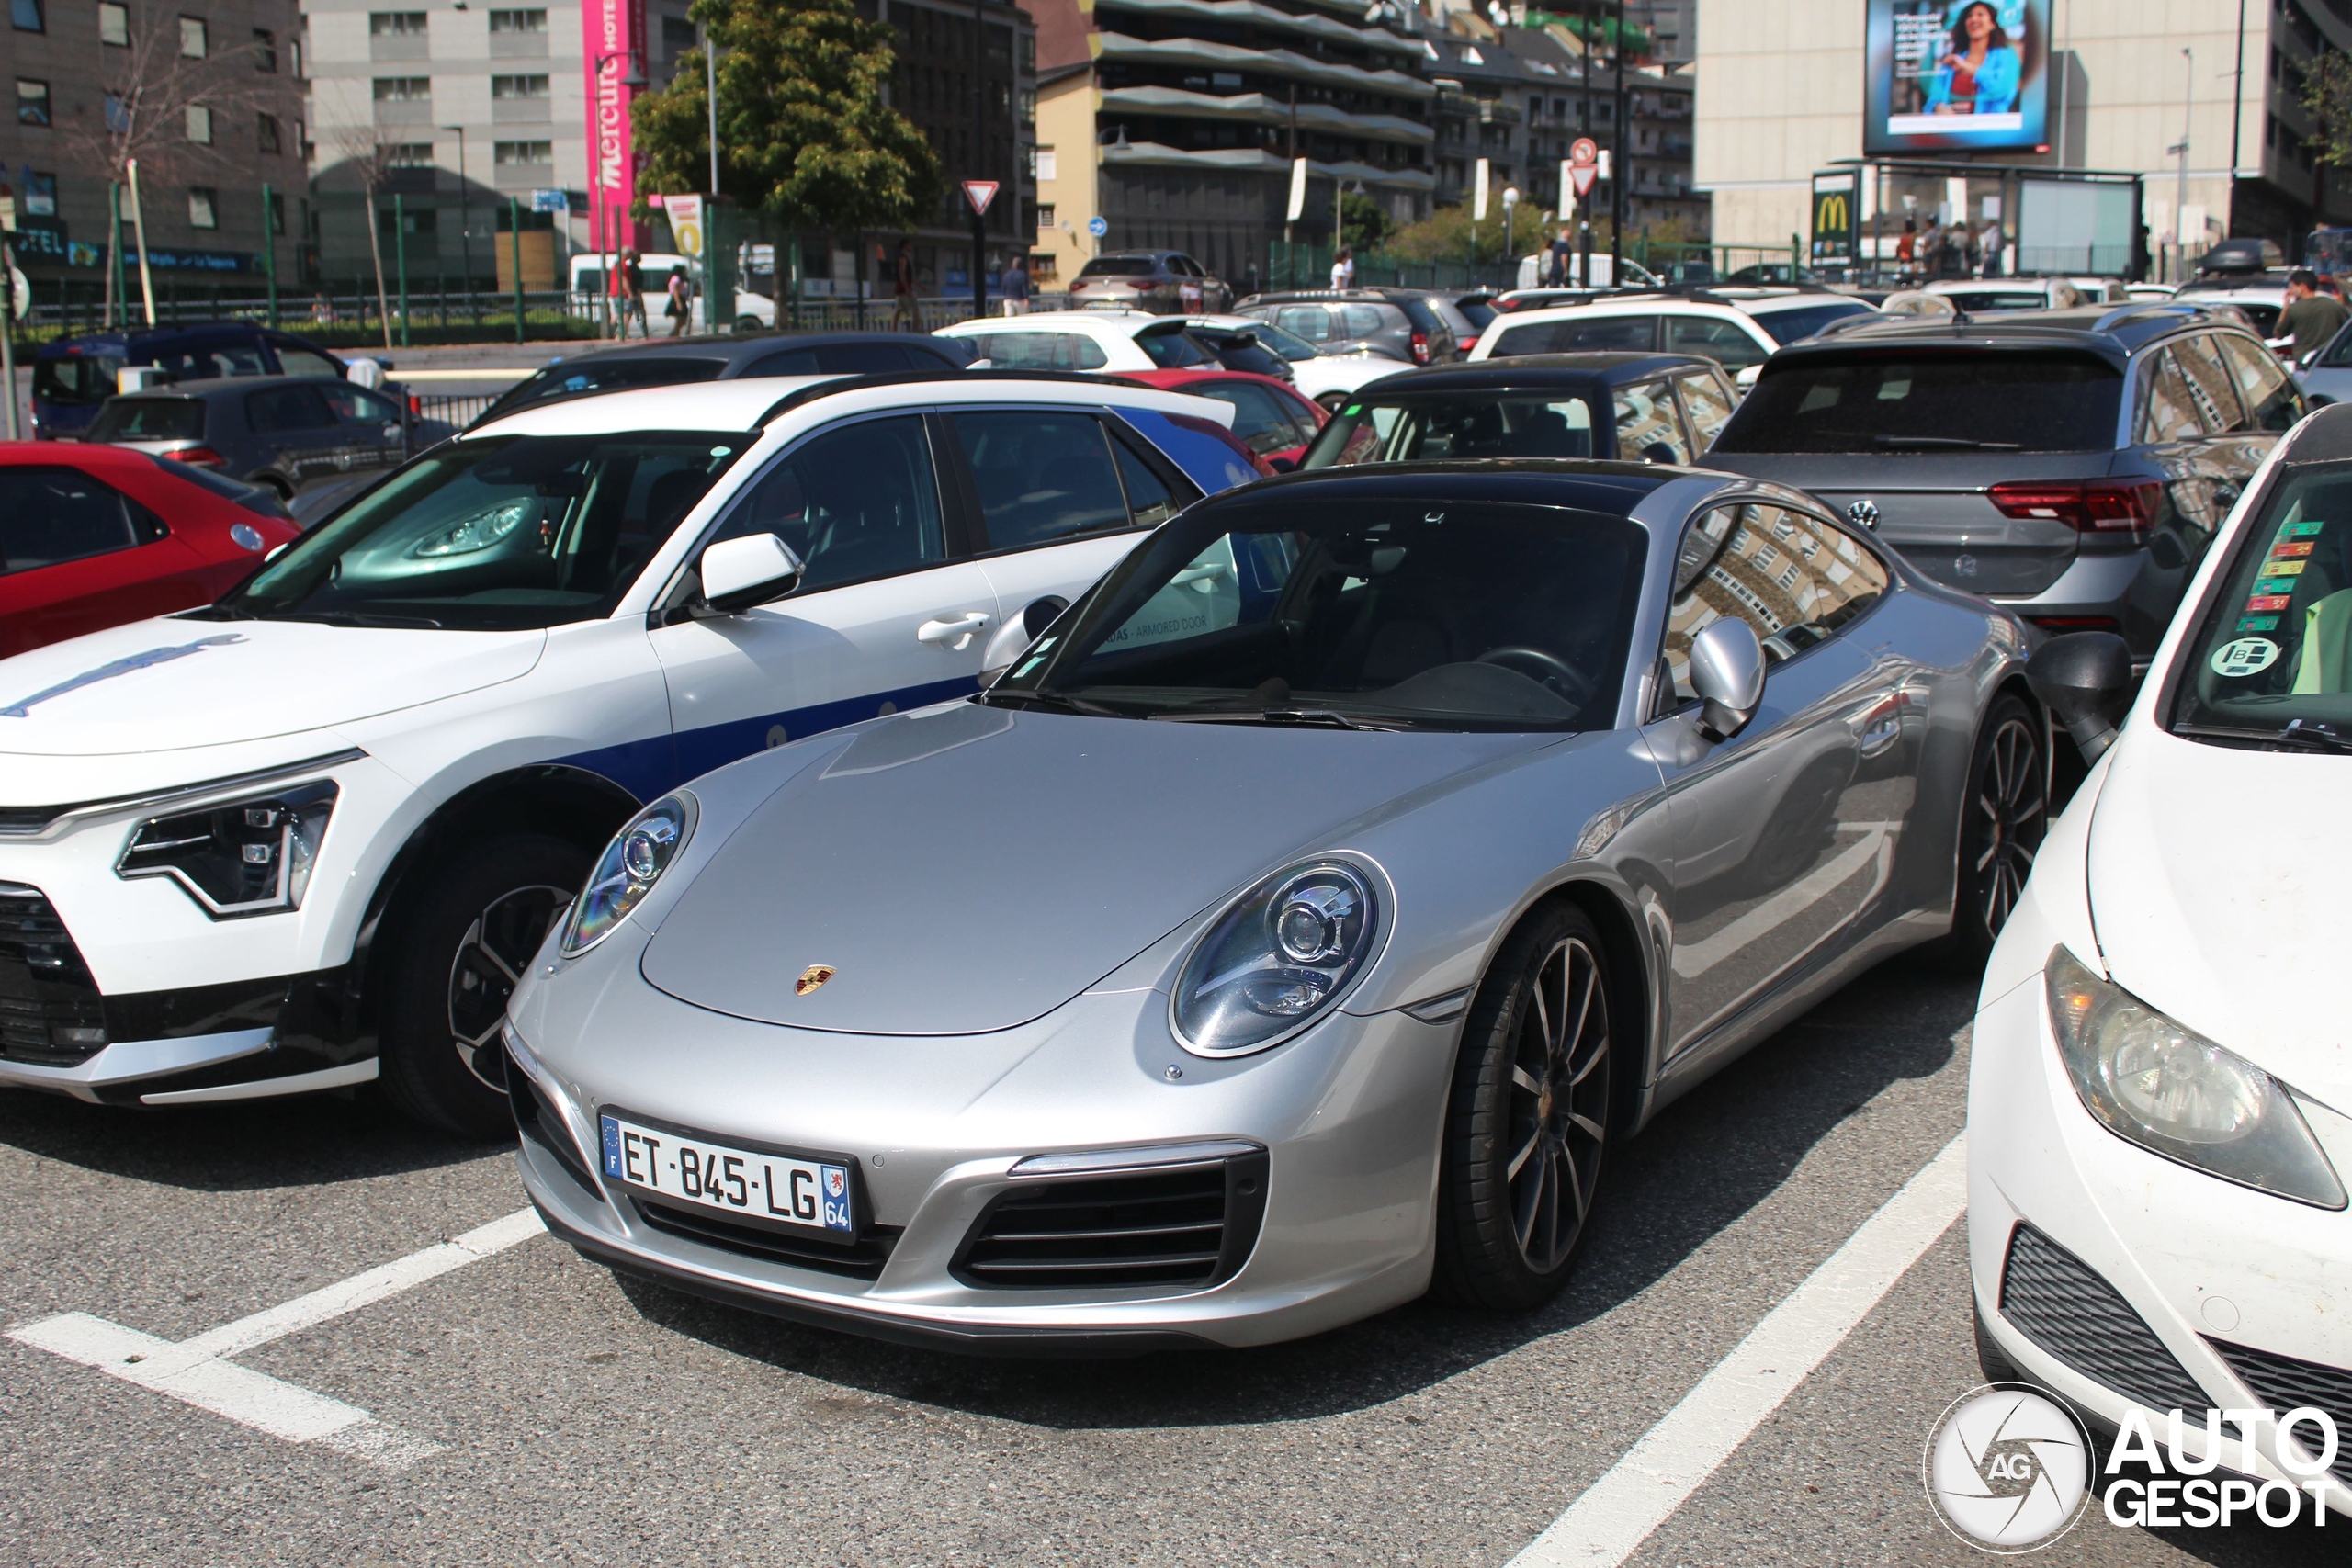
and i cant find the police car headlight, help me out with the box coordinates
[117,781,339,918]
[562,793,696,956]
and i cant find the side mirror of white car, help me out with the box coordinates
[1690,618,1766,742]
[1735,365,1762,396]
[699,533,804,615]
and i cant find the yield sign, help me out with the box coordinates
[962,179,1000,218]
[1568,137,1600,198]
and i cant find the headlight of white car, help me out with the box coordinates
[561,793,695,957]
[1172,861,1377,1057]
[2045,946,2346,1209]
[117,780,338,917]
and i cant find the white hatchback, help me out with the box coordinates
[934,310,1211,375]
[1469,288,1879,379]
[0,374,1255,1133]
[1971,405,2352,1515]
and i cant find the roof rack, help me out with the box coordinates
[748,367,1148,428]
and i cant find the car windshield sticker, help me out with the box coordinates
[2237,615,2281,633]
[2211,637,2280,678]
[0,634,247,718]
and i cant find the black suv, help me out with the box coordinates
[1234,288,1476,367]
[1704,303,2302,660]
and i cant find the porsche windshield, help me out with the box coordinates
[2173,466,2352,747]
[203,433,749,630]
[993,493,1646,731]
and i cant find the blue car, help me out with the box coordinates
[30,321,354,439]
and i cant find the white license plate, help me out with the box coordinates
[599,1113,854,1235]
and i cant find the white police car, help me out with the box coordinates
[0,371,1261,1132]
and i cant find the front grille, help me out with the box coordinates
[632,1196,900,1281]
[954,1151,1270,1291]
[0,883,107,1066]
[2000,1223,2211,1416]
[2209,1338,2352,1485]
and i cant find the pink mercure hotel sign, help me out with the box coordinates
[582,0,645,254]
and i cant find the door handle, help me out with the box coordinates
[916,611,991,649]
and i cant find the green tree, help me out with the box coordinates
[1340,191,1392,254]
[632,0,942,233]
[1388,201,1612,265]
[2303,51,2352,169]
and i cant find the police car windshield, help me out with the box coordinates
[205,433,749,631]
[2174,467,2352,746]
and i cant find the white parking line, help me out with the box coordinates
[1508,1136,1968,1567]
[7,1207,543,1470]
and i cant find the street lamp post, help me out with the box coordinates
[443,124,470,308]
[2170,47,2192,281]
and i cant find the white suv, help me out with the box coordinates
[0,372,1256,1132]
[1470,288,1880,376]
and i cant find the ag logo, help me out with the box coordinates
[794,964,836,997]
[1923,1383,2093,1552]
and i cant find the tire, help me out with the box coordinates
[1432,902,1615,1311]
[1951,694,2047,961]
[378,833,588,1137]
[735,314,763,333]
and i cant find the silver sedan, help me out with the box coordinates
[504,461,2041,1351]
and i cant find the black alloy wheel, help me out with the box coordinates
[1434,902,1614,1310]
[1954,695,2046,958]
[447,884,573,1092]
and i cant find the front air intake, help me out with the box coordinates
[2208,1338,2352,1486]
[954,1145,1269,1291]
[1999,1223,2211,1416]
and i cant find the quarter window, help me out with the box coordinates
[1191,382,1305,457]
[0,468,165,576]
[953,411,1134,549]
[1674,368,1736,450]
[2140,347,2213,443]
[1661,502,1888,702]
[1615,380,1690,464]
[710,417,945,592]
[2173,335,2247,432]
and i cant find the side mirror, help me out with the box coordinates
[699,533,803,615]
[1639,442,1681,465]
[1690,618,1766,742]
[978,594,1070,683]
[2026,630,2133,763]
[1735,365,1761,395]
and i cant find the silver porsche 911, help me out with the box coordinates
[504,460,2041,1352]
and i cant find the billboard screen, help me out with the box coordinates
[1864,1,2049,156]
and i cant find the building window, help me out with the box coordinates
[373,76,430,100]
[188,187,218,229]
[258,111,280,152]
[1018,87,1035,123]
[662,15,695,55]
[266,187,283,233]
[370,10,427,34]
[179,15,205,55]
[1020,33,1034,73]
[185,103,211,142]
[98,0,128,44]
[103,91,130,130]
[11,0,41,33]
[490,7,547,30]
[493,139,552,163]
[1035,201,1054,230]
[253,28,277,71]
[381,141,433,164]
[24,170,55,215]
[491,73,549,98]
[1034,146,1057,181]
[16,77,48,125]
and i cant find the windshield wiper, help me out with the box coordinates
[2176,719,2352,752]
[973,688,1134,719]
[1150,706,1401,731]
[1869,434,2023,450]
[277,609,447,629]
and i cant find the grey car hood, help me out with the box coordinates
[640,701,1549,1035]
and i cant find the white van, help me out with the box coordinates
[567,252,779,333]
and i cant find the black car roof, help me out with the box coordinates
[110,373,343,399]
[521,332,967,371]
[1765,302,2251,366]
[1345,353,1718,390]
[1205,457,1683,518]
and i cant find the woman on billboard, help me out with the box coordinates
[1926,2,2021,116]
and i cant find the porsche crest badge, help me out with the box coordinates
[795,964,836,997]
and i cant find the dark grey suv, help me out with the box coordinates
[1704,304,2303,660]
[1235,288,1475,368]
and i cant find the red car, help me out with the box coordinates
[0,444,300,660]
[1118,369,1329,470]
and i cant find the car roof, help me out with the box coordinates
[1347,353,1718,388]
[1489,295,1758,328]
[1198,457,1686,519]
[1763,303,2255,362]
[935,312,1177,342]
[516,332,964,371]
[470,371,1235,437]
[129,373,348,399]
[34,321,320,357]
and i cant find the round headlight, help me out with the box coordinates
[561,793,696,956]
[1173,862,1378,1057]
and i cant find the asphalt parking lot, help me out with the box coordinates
[1,954,2334,1567]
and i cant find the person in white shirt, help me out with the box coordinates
[1329,246,1354,289]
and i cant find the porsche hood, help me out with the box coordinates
[639,702,1547,1035]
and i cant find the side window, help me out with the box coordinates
[813,343,914,374]
[245,384,336,433]
[1663,314,1769,372]
[2217,333,2302,431]
[322,383,400,423]
[1675,369,1737,450]
[0,467,165,575]
[708,416,944,592]
[953,410,1134,549]
[1660,502,1890,702]
[1273,306,1331,343]
[1108,432,1182,527]
[2139,348,2209,443]
[1494,315,1654,355]
[1194,382,1300,455]
[967,331,1107,371]
[744,349,820,378]
[1615,380,1690,464]
[2173,335,2247,432]
[273,344,345,379]
[1136,329,1214,368]
[1340,305,1387,338]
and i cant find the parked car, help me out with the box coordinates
[1723,262,1818,286]
[1451,290,1504,346]
[2293,315,2352,405]
[933,310,1233,375]
[1195,314,1415,408]
[1297,354,1738,469]
[507,458,2041,1352]
[1516,254,1665,289]
[1702,303,2302,660]
[1471,288,1881,378]
[83,374,455,502]
[1234,288,1473,369]
[2172,270,2290,339]
[0,374,1259,1130]
[1065,249,1233,314]
[1173,319,1300,383]
[1970,407,2352,1512]
[566,252,780,333]
[1921,276,2090,313]
[31,322,353,440]
[0,443,298,658]
[473,333,976,427]
[1119,368,1326,468]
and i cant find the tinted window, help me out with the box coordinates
[1457,299,1498,329]
[1109,434,1182,527]
[1664,502,1887,700]
[216,433,752,629]
[1750,301,1873,344]
[1675,370,1737,450]
[965,331,1109,371]
[33,355,127,405]
[2141,348,2218,443]
[1713,353,2123,454]
[815,343,915,374]
[2172,468,2352,735]
[954,411,1132,549]
[275,345,346,378]
[0,467,165,575]
[1301,393,1598,467]
[713,417,943,591]
[1203,336,1288,378]
[1192,382,1304,456]
[1078,256,1154,277]
[1662,314,1768,371]
[322,384,401,423]
[477,356,726,421]
[1616,380,1690,464]
[86,398,206,442]
[1490,315,1655,355]
[156,343,269,380]
[744,349,820,378]
[245,384,337,433]
[1272,306,1336,344]
[2217,333,2301,431]
[1136,328,1216,368]
[1339,305,1388,338]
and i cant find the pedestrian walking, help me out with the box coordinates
[665,265,695,336]
[892,239,920,329]
[1330,246,1354,289]
[617,249,650,339]
[1894,219,1917,283]
[2278,267,2350,361]
[1000,254,1030,316]
[1549,227,1573,288]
